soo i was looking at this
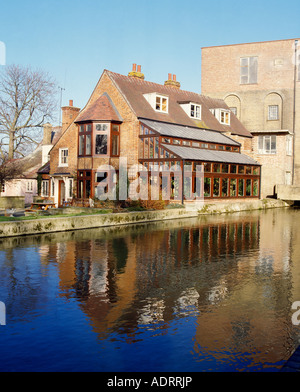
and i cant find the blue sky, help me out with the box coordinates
[0,0,299,125]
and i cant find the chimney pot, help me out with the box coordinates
[128,64,145,79]
[69,100,73,107]
[164,74,180,89]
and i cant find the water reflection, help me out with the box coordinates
[0,209,300,371]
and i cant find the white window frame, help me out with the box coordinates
[59,148,69,167]
[190,103,201,119]
[286,134,293,156]
[41,180,49,197]
[220,110,230,125]
[26,181,33,193]
[51,179,55,197]
[155,94,168,113]
[268,105,279,121]
[210,108,230,125]
[240,56,258,84]
[258,135,276,155]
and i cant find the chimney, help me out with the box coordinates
[42,123,52,145]
[164,73,180,89]
[61,99,80,132]
[128,63,145,80]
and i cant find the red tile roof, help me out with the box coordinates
[106,70,251,138]
[75,93,122,123]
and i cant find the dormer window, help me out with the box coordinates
[143,93,169,113]
[156,95,168,112]
[210,108,230,125]
[179,102,201,120]
[220,110,230,125]
[190,104,201,119]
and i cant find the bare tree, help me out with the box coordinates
[0,64,57,159]
[0,153,23,188]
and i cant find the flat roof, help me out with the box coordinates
[201,38,300,50]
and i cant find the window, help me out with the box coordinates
[230,107,237,116]
[155,95,168,113]
[51,180,55,197]
[240,57,258,84]
[41,180,49,197]
[210,108,230,125]
[258,135,276,154]
[286,135,293,156]
[59,148,68,166]
[77,171,91,199]
[222,179,228,197]
[95,123,109,155]
[78,123,92,156]
[204,178,211,197]
[213,178,220,197]
[190,104,201,119]
[230,179,237,197]
[111,124,120,156]
[26,181,33,192]
[220,110,230,125]
[268,105,279,121]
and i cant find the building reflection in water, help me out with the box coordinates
[1,208,300,370]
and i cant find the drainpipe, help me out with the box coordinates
[182,159,185,205]
[292,39,298,185]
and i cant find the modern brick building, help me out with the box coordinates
[48,65,261,206]
[201,38,300,197]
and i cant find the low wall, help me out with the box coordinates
[0,196,25,209]
[197,198,289,214]
[276,184,300,201]
[0,208,197,238]
[0,198,290,238]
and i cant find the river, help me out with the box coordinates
[0,208,300,372]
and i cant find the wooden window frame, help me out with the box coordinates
[78,123,92,157]
[111,123,120,157]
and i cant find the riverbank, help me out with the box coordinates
[0,198,290,238]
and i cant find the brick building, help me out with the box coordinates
[201,38,300,197]
[48,65,261,206]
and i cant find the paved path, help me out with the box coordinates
[281,345,300,372]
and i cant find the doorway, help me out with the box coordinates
[58,180,66,207]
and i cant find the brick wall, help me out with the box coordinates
[49,121,78,178]
[201,38,300,191]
